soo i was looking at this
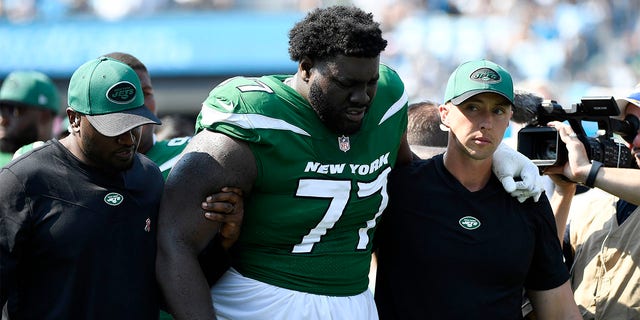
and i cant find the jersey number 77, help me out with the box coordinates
[292,167,391,253]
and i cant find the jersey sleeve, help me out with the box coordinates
[375,64,408,131]
[195,76,280,143]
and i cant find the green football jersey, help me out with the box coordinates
[145,136,191,180]
[0,151,14,167]
[9,141,46,164]
[196,64,408,296]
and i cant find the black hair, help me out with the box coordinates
[288,6,387,62]
[407,101,448,147]
[103,52,148,73]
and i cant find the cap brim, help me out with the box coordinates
[616,98,640,119]
[450,89,513,106]
[85,106,161,137]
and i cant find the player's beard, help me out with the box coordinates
[81,134,135,173]
[309,81,365,136]
[0,123,38,153]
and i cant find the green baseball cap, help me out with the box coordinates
[0,71,60,114]
[68,56,160,137]
[444,59,514,106]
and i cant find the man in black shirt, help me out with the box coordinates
[0,57,163,319]
[374,59,581,319]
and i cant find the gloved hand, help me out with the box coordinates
[492,143,544,203]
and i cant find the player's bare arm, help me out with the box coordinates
[156,129,256,320]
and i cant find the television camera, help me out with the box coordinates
[516,96,639,168]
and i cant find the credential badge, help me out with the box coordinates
[338,135,350,152]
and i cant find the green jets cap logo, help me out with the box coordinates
[470,67,501,83]
[104,192,124,206]
[459,216,481,230]
[106,81,136,104]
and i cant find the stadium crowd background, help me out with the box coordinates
[1,0,639,137]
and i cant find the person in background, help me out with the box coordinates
[0,56,164,319]
[374,59,581,319]
[155,6,544,320]
[546,84,640,319]
[0,70,60,166]
[406,100,448,159]
[155,114,195,141]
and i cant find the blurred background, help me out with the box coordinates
[1,0,639,138]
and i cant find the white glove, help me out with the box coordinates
[492,142,544,203]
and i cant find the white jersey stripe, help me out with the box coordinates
[379,89,408,125]
[157,154,182,173]
[200,103,311,136]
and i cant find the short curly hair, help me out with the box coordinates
[288,6,387,62]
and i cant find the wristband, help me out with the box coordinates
[584,161,603,188]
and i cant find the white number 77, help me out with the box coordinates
[292,167,391,253]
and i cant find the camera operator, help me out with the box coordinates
[544,87,640,319]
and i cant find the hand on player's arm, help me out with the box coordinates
[202,186,244,251]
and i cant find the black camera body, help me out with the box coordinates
[517,96,638,168]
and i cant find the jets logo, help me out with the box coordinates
[469,68,501,84]
[106,81,136,104]
[459,216,481,230]
[104,192,124,206]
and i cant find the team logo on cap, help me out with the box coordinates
[104,192,124,206]
[459,216,481,230]
[469,68,501,84]
[106,81,136,104]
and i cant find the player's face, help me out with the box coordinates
[441,92,512,161]
[78,115,141,172]
[135,69,156,154]
[308,55,379,135]
[623,103,640,167]
[0,103,40,153]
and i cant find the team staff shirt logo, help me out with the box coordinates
[104,192,124,206]
[459,216,481,230]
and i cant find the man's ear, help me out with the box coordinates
[439,103,450,128]
[299,56,314,83]
[66,109,81,132]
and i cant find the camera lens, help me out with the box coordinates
[535,139,557,160]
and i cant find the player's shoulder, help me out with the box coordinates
[365,63,407,125]
[12,141,47,160]
[378,63,404,91]
[204,75,287,113]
